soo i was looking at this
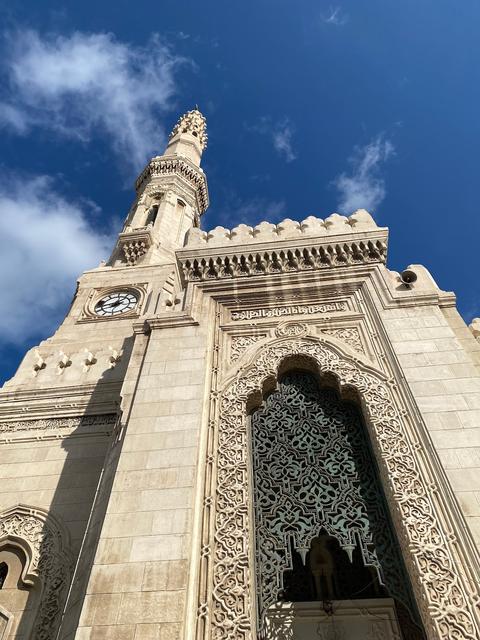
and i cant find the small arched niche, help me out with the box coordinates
[0,544,40,639]
[249,365,425,640]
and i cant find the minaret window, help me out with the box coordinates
[251,370,425,638]
[145,204,159,227]
[0,562,8,589]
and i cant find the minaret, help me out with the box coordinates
[110,108,209,266]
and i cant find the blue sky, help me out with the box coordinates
[0,0,479,384]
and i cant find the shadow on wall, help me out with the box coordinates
[0,334,138,639]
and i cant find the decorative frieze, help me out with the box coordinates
[231,302,347,321]
[135,157,209,213]
[0,413,117,434]
[179,239,387,282]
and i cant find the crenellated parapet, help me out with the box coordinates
[185,210,379,247]
[178,209,388,281]
[470,318,480,342]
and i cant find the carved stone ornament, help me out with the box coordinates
[230,335,267,363]
[231,302,347,321]
[179,239,387,281]
[117,228,153,266]
[251,371,419,631]
[135,157,209,213]
[0,505,74,640]
[320,326,365,355]
[169,108,208,150]
[0,413,117,434]
[274,322,308,338]
[198,336,480,640]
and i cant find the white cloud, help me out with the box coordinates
[333,135,394,214]
[0,175,112,344]
[0,30,187,171]
[322,6,348,26]
[247,117,297,162]
[273,120,297,162]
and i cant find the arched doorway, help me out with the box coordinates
[201,336,480,640]
[250,370,424,639]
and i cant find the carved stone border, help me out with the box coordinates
[199,336,480,640]
[0,413,117,435]
[0,505,74,640]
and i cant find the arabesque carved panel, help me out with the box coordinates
[0,505,74,640]
[251,372,419,632]
[230,335,266,363]
[199,337,480,640]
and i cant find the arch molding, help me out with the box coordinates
[199,336,480,640]
[0,504,74,640]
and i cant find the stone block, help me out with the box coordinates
[446,468,480,492]
[431,428,480,449]
[416,395,469,413]
[89,563,146,594]
[117,591,185,624]
[103,511,154,538]
[79,593,123,626]
[151,509,191,535]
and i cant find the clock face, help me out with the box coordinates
[94,291,138,317]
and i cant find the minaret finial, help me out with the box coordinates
[169,107,208,151]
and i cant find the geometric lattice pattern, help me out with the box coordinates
[251,372,421,631]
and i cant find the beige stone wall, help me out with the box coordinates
[0,435,109,551]
[76,321,209,640]
[381,303,480,551]
[0,428,111,639]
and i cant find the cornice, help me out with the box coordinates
[0,381,122,421]
[177,229,388,282]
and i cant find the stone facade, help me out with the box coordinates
[0,109,479,639]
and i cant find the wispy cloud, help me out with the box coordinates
[247,116,297,162]
[0,174,112,345]
[272,120,297,162]
[322,6,348,26]
[0,30,188,172]
[333,135,394,214]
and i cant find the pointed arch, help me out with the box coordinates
[0,504,74,640]
[199,332,480,640]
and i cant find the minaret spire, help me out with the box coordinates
[108,106,209,266]
[164,107,208,166]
